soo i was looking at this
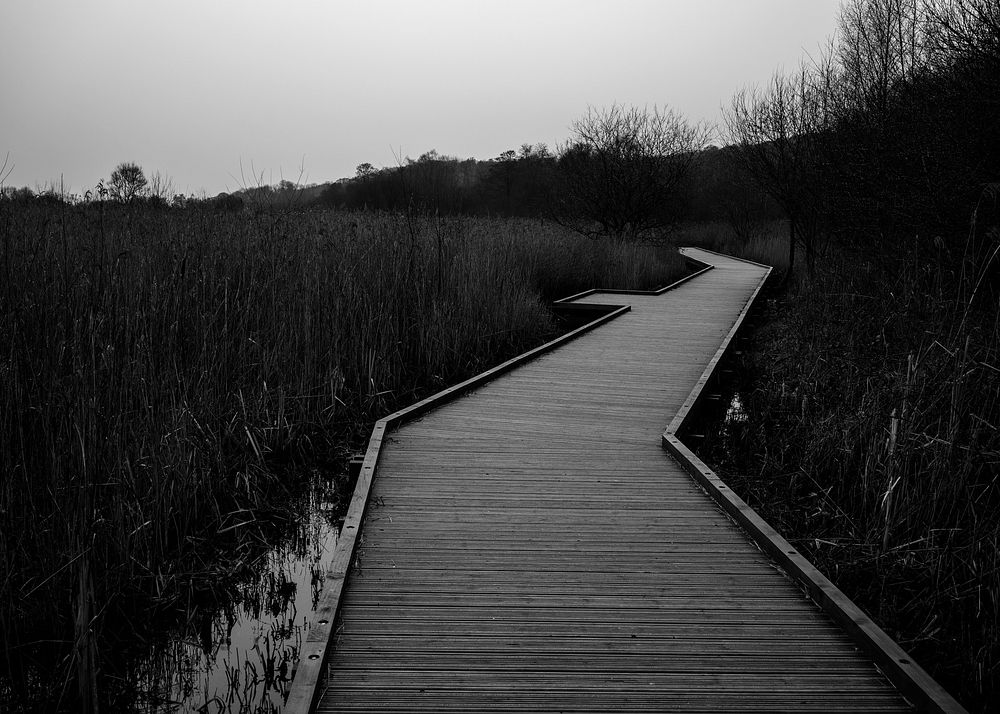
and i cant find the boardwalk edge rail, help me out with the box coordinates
[662,248,968,714]
[284,260,713,713]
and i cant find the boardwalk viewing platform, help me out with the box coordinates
[288,248,965,713]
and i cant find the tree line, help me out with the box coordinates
[725,0,999,277]
[5,0,993,277]
[1,119,764,244]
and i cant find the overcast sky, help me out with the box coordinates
[1,0,840,197]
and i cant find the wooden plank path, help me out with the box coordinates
[291,248,964,713]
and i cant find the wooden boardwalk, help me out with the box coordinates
[295,248,960,713]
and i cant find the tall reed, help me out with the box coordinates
[0,201,686,711]
[706,236,999,712]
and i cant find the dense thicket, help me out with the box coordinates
[312,145,556,217]
[713,1,999,710]
[726,0,999,277]
[307,124,745,236]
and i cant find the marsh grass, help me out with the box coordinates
[697,234,1000,712]
[0,201,686,711]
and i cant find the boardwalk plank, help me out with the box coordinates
[308,249,919,713]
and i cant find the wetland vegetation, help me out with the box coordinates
[2,0,998,711]
[0,200,687,712]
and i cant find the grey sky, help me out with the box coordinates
[1,0,840,197]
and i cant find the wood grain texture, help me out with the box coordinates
[302,250,931,713]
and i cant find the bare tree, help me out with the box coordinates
[725,69,828,275]
[148,171,174,205]
[0,153,13,190]
[108,162,148,204]
[837,0,926,121]
[827,0,982,241]
[926,0,1000,63]
[555,105,710,241]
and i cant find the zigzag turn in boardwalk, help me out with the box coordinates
[307,249,930,713]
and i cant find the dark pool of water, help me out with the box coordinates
[131,474,345,713]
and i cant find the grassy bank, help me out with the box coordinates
[0,202,687,712]
[692,227,998,712]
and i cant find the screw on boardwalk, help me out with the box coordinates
[293,248,964,713]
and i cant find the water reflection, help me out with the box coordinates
[725,393,748,424]
[136,473,344,713]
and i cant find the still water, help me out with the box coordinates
[135,475,344,714]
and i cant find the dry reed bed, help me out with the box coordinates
[0,202,685,711]
[697,235,998,712]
